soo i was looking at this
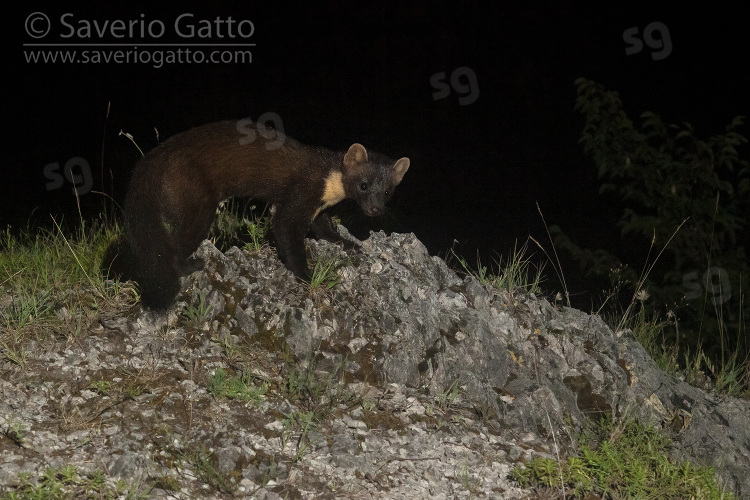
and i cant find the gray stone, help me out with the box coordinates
[2,231,748,498]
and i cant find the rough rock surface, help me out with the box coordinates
[1,230,748,498]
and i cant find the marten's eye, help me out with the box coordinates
[359,182,368,192]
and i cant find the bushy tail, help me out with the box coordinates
[131,224,181,310]
[137,253,181,310]
[101,235,135,283]
[101,229,181,310]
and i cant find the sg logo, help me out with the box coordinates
[236,112,286,150]
[44,157,93,195]
[683,267,732,306]
[623,22,672,61]
[430,66,479,105]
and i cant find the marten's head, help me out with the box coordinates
[342,144,410,217]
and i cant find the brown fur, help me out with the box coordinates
[117,120,409,310]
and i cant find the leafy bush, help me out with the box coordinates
[553,78,749,387]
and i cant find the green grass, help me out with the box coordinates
[307,253,343,291]
[452,240,544,295]
[279,354,363,461]
[3,417,28,447]
[243,216,271,253]
[181,447,232,494]
[1,217,135,356]
[209,200,270,253]
[513,415,735,499]
[182,290,214,324]
[281,410,317,462]
[628,305,749,398]
[1,465,149,499]
[206,367,269,403]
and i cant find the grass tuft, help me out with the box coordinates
[513,415,736,499]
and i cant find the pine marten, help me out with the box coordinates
[115,120,410,310]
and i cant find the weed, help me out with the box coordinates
[1,215,134,346]
[281,410,317,462]
[155,429,233,494]
[308,253,343,291]
[452,240,544,295]
[284,356,348,417]
[0,289,54,331]
[125,384,144,400]
[211,331,250,362]
[184,446,232,493]
[244,216,270,253]
[435,379,461,410]
[512,415,735,499]
[0,338,28,369]
[90,379,112,396]
[1,464,149,499]
[210,199,270,253]
[3,417,28,446]
[182,290,213,324]
[280,354,361,460]
[207,367,269,403]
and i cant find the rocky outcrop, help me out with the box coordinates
[1,230,748,498]
[194,229,750,496]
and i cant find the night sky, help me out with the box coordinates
[8,3,750,305]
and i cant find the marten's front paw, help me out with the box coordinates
[182,256,205,274]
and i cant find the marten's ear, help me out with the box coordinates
[392,157,410,185]
[344,143,368,168]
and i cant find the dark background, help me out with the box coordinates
[8,3,749,307]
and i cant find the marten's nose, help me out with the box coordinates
[365,206,383,217]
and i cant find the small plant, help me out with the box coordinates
[0,338,28,369]
[156,430,232,494]
[457,462,480,494]
[212,331,248,362]
[4,418,28,446]
[210,199,270,253]
[125,384,144,400]
[435,379,461,410]
[207,367,269,403]
[90,379,112,396]
[1,465,145,499]
[512,415,735,499]
[152,473,180,492]
[282,355,360,425]
[183,290,213,324]
[284,356,339,413]
[244,216,270,253]
[452,240,544,295]
[281,410,317,462]
[210,200,249,251]
[308,253,343,291]
[361,399,377,413]
[184,446,232,493]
